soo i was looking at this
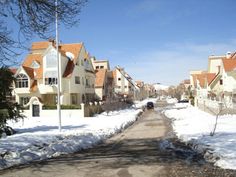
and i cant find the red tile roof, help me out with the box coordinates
[31,41,51,50]
[60,43,83,78]
[22,54,43,79]
[95,69,107,87]
[192,73,216,88]
[222,59,236,72]
[22,66,34,79]
[60,43,83,62]
[30,80,38,92]
[63,60,75,78]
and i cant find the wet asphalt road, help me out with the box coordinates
[1,101,236,177]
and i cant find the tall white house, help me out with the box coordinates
[112,66,137,99]
[13,40,95,107]
[91,57,113,101]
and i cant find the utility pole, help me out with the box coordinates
[55,0,62,132]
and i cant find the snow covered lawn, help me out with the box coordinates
[0,98,156,170]
[164,103,236,170]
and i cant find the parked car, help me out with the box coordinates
[146,101,154,109]
[178,99,189,103]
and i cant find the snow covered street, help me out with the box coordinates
[164,102,236,170]
[0,99,156,170]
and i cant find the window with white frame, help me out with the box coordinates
[16,74,28,88]
[45,78,57,85]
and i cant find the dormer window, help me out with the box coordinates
[31,60,40,69]
[16,74,28,88]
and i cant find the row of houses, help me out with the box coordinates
[190,52,236,109]
[11,40,156,112]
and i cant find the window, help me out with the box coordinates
[125,86,127,88]
[16,74,28,88]
[46,52,57,68]
[75,76,80,84]
[45,78,57,85]
[220,79,223,85]
[96,66,99,69]
[20,97,30,106]
[71,94,77,105]
[118,78,121,81]
[86,78,89,87]
[100,66,104,69]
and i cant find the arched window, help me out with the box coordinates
[16,74,28,88]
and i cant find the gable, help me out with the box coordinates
[22,54,43,79]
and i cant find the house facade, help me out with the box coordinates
[190,52,236,109]
[134,81,147,100]
[112,66,137,100]
[13,40,95,107]
[91,57,113,101]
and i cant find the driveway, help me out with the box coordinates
[1,101,236,177]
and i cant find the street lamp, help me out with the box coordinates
[55,0,62,132]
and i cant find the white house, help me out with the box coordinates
[112,66,137,100]
[91,57,113,101]
[209,53,236,103]
[13,40,95,108]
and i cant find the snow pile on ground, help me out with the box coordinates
[164,104,236,170]
[166,97,178,104]
[0,100,148,170]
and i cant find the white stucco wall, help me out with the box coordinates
[223,71,236,92]
[208,59,222,73]
[95,88,103,100]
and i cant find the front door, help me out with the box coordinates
[32,104,40,117]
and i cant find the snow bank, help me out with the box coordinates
[164,104,236,170]
[0,100,149,170]
[166,98,178,104]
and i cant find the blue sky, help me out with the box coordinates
[15,0,236,85]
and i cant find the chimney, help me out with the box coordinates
[217,65,221,73]
[226,51,231,59]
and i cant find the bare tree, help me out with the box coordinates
[0,0,87,66]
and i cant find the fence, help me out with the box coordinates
[22,104,85,119]
[196,98,236,115]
